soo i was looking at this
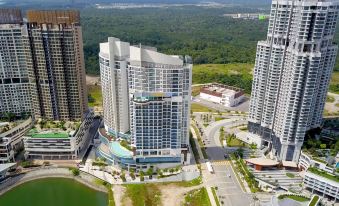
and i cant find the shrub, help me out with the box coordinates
[120,172,126,182]
[70,168,80,176]
[130,172,136,180]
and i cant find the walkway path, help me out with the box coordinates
[190,126,218,206]
[0,167,107,196]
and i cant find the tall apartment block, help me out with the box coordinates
[248,0,339,162]
[99,37,130,137]
[98,37,192,168]
[23,10,88,121]
[0,9,31,117]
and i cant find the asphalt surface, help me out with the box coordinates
[202,117,253,206]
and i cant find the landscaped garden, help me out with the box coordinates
[225,134,248,147]
[308,167,339,182]
[230,154,260,193]
[191,103,217,113]
[278,194,310,202]
[309,195,319,206]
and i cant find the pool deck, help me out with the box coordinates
[110,142,133,158]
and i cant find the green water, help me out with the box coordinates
[0,178,108,206]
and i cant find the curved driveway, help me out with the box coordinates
[200,115,253,206]
[204,116,247,161]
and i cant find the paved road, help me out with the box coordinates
[198,117,247,161]
[200,117,253,206]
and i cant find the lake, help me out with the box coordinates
[0,178,108,206]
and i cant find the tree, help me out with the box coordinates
[2,112,16,122]
[139,171,145,181]
[146,167,153,178]
[130,171,135,180]
[320,144,327,149]
[120,172,126,182]
[250,143,257,150]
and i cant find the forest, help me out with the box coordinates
[80,6,269,74]
[80,6,339,94]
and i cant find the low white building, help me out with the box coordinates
[298,151,335,173]
[24,111,94,160]
[0,163,16,180]
[0,118,33,163]
[304,167,339,201]
[200,83,245,107]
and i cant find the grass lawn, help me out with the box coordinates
[330,71,339,94]
[278,194,310,202]
[193,64,253,94]
[87,85,102,107]
[191,103,217,113]
[192,85,203,96]
[172,176,203,187]
[226,135,247,147]
[309,196,319,206]
[192,64,339,95]
[286,173,295,178]
[215,116,225,121]
[124,184,161,206]
[184,187,212,206]
[323,109,339,117]
[239,126,248,131]
[211,187,220,206]
[327,95,335,103]
[308,167,339,183]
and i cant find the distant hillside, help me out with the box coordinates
[4,0,271,7]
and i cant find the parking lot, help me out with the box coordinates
[204,160,253,206]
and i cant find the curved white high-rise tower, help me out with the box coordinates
[248,0,339,162]
[99,37,192,166]
[99,38,130,137]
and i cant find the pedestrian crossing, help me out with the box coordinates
[211,160,230,166]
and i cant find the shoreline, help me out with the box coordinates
[0,168,108,196]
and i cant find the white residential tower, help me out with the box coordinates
[98,37,192,167]
[248,0,339,162]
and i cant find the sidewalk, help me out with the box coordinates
[190,126,217,206]
[190,126,205,160]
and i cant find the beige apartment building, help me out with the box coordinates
[23,10,88,121]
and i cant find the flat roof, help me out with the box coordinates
[282,161,297,168]
[0,163,16,173]
[27,129,69,138]
[200,83,244,98]
[246,158,279,166]
[307,167,339,183]
[30,133,69,138]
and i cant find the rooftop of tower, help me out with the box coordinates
[99,37,191,66]
[26,10,80,25]
[0,8,23,24]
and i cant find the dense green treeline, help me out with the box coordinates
[193,64,253,93]
[81,6,268,74]
[81,6,339,94]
